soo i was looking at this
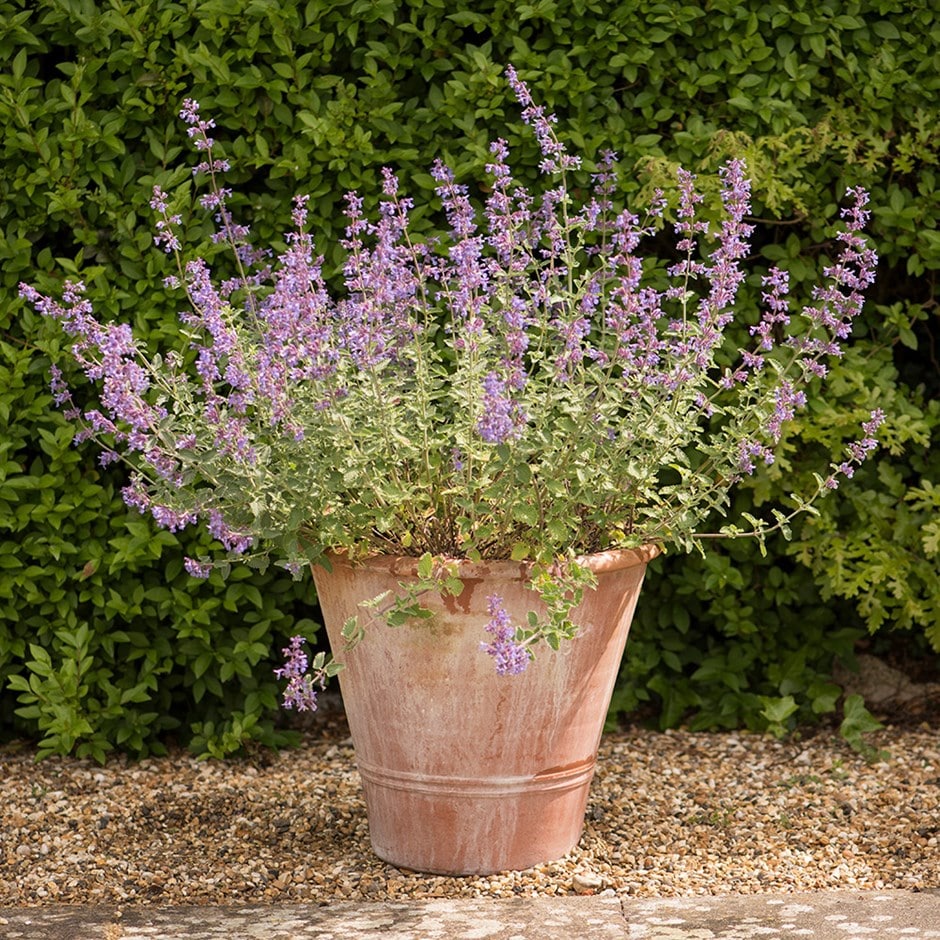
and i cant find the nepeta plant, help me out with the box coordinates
[22,67,882,695]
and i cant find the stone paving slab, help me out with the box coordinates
[1,891,939,939]
[625,890,940,938]
[0,898,624,940]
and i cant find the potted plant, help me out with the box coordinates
[21,66,882,875]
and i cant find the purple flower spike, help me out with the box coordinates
[274,636,322,712]
[477,372,525,444]
[504,65,580,174]
[480,595,530,676]
[184,557,213,579]
[824,409,886,491]
[207,509,253,554]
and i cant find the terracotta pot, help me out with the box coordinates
[311,545,659,875]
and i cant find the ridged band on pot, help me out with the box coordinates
[311,545,659,875]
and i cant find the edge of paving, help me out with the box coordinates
[2,890,940,939]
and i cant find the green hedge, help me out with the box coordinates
[1,0,937,758]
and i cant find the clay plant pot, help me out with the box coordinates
[311,545,659,876]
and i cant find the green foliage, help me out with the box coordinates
[610,540,862,736]
[839,693,887,761]
[1,0,938,754]
[786,347,940,650]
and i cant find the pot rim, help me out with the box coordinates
[316,544,661,582]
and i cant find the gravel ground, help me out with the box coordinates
[1,709,938,908]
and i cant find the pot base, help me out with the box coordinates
[359,757,595,875]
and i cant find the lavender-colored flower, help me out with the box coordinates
[149,187,171,214]
[274,636,322,711]
[154,221,182,256]
[697,160,753,334]
[582,149,619,232]
[180,274,227,386]
[535,186,568,258]
[431,160,477,239]
[256,196,338,422]
[291,193,309,228]
[741,349,764,372]
[789,187,877,371]
[477,371,525,444]
[338,180,420,369]
[480,595,530,676]
[501,296,531,364]
[274,635,307,679]
[121,475,151,514]
[553,314,592,380]
[150,504,197,532]
[663,161,753,384]
[484,140,535,270]
[151,186,184,254]
[180,99,229,175]
[207,509,252,554]
[48,364,71,407]
[184,557,213,579]
[20,281,175,483]
[763,380,808,443]
[845,409,885,463]
[863,408,886,437]
[672,167,709,255]
[822,409,886,490]
[737,439,775,475]
[431,159,495,347]
[750,267,791,352]
[505,65,581,174]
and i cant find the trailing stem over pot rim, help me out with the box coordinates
[21,66,885,703]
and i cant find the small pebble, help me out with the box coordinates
[572,871,605,894]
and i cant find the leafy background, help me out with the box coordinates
[1,0,937,760]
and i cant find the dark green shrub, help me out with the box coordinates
[611,537,862,735]
[1,0,937,756]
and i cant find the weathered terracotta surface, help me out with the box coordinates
[312,546,658,875]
